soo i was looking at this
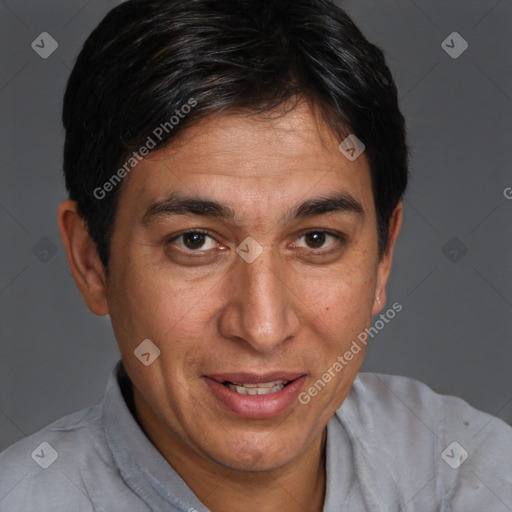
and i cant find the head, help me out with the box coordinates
[59,0,408,473]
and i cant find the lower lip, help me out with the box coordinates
[204,376,307,418]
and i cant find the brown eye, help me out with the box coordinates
[183,232,207,250]
[304,231,327,249]
[295,230,341,251]
[169,231,218,252]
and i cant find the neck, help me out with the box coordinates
[132,387,327,512]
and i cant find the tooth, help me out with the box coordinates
[230,385,249,395]
[227,383,285,395]
[238,381,287,388]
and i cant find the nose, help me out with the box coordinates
[217,244,301,353]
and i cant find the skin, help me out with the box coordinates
[58,100,402,512]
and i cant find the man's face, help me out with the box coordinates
[104,101,395,471]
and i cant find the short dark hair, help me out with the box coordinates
[63,0,408,270]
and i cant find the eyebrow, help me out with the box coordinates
[141,191,365,226]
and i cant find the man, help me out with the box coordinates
[1,0,511,510]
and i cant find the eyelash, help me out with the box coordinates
[166,228,345,256]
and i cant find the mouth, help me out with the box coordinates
[204,372,307,418]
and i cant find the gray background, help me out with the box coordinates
[0,0,511,452]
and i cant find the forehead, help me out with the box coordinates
[116,102,374,223]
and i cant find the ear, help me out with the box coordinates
[371,201,403,316]
[58,199,109,316]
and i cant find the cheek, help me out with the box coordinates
[107,254,210,352]
[108,267,205,397]
[299,264,377,335]
[301,279,372,408]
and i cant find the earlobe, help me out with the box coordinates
[371,202,403,316]
[58,199,109,316]
[372,288,386,317]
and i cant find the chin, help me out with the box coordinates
[208,437,302,472]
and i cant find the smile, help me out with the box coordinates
[204,373,307,418]
[223,380,289,395]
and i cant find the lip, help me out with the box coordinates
[203,373,307,418]
[207,371,305,385]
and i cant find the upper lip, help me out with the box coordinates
[206,372,306,384]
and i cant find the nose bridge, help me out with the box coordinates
[228,243,299,351]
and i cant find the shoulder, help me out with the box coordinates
[0,405,119,512]
[337,372,512,510]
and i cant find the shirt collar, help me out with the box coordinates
[103,360,209,511]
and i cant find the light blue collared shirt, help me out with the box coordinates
[1,360,511,511]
